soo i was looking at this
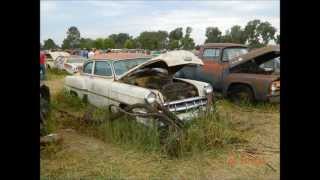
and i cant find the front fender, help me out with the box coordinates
[223,73,273,100]
[64,75,87,91]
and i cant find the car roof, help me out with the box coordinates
[68,55,86,59]
[202,43,248,48]
[91,52,152,61]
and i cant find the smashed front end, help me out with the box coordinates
[119,61,213,124]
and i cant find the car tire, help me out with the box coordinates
[40,96,50,136]
[228,84,254,103]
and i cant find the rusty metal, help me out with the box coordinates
[177,43,280,102]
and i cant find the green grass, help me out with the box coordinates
[41,65,280,179]
[46,89,247,158]
[46,68,69,81]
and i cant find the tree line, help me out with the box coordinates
[41,19,280,51]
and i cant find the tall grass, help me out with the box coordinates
[46,68,69,81]
[49,90,247,158]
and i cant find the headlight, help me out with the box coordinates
[270,81,280,92]
[144,92,156,104]
[204,85,213,94]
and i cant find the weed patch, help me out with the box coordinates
[48,90,247,158]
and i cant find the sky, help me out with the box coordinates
[41,0,280,46]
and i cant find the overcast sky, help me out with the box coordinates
[41,0,280,46]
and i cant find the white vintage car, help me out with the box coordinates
[55,55,87,74]
[64,51,213,126]
[45,51,70,69]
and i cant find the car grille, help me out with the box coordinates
[163,97,208,112]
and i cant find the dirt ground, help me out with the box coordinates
[41,72,280,180]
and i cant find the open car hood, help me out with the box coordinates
[229,45,280,68]
[117,50,203,80]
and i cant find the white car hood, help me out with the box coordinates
[50,52,70,60]
[118,50,203,80]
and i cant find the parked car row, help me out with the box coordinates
[60,44,279,127]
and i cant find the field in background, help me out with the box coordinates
[41,70,280,179]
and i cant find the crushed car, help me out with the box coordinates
[64,51,214,128]
[45,51,70,69]
[176,43,280,102]
[54,55,87,74]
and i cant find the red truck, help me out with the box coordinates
[176,43,280,102]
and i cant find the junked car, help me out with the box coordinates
[259,57,280,74]
[64,51,213,128]
[54,55,87,74]
[45,51,70,69]
[176,43,280,102]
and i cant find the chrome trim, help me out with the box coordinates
[163,96,207,106]
[164,96,208,112]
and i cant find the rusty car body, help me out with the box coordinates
[64,51,213,127]
[176,43,280,102]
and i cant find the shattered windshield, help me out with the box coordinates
[114,58,150,75]
[222,48,248,61]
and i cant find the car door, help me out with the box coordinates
[199,48,225,89]
[89,61,114,108]
[81,61,94,102]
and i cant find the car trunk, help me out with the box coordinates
[118,50,204,103]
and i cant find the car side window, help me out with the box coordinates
[83,62,93,74]
[203,48,220,61]
[94,61,112,76]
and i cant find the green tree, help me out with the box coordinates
[168,27,183,49]
[109,33,130,48]
[257,21,277,45]
[157,30,169,49]
[62,26,81,49]
[168,40,180,50]
[132,37,141,49]
[43,38,58,49]
[169,27,183,41]
[94,38,105,49]
[181,27,195,50]
[104,38,115,49]
[137,31,168,50]
[275,34,280,45]
[244,19,277,48]
[124,39,134,49]
[222,25,247,44]
[205,27,222,43]
[79,38,94,49]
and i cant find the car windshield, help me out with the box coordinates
[114,58,150,75]
[223,48,248,61]
[67,58,86,63]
